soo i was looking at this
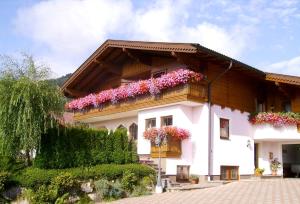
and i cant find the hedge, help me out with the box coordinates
[11,164,155,188]
[34,126,138,169]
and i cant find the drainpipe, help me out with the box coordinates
[207,60,233,181]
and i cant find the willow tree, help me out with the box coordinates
[0,54,65,164]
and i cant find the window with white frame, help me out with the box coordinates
[161,115,173,127]
[145,118,156,129]
[220,118,229,139]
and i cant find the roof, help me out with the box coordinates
[266,72,300,86]
[61,40,199,93]
[61,39,273,97]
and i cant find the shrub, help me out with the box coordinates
[140,176,154,188]
[25,185,58,204]
[51,172,78,195]
[121,170,138,193]
[11,167,59,188]
[11,164,155,188]
[131,185,151,197]
[0,171,10,193]
[94,179,125,201]
[94,179,110,200]
[35,126,137,169]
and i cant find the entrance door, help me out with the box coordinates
[282,144,300,178]
[254,143,259,169]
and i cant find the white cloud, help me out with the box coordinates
[265,56,300,76]
[14,0,133,75]
[13,0,299,76]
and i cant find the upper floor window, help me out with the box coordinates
[220,118,229,139]
[129,123,138,140]
[145,118,156,129]
[256,99,266,112]
[161,116,173,127]
[152,70,166,78]
[283,100,292,112]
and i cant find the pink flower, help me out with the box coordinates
[66,68,203,111]
[143,126,190,142]
[249,112,300,128]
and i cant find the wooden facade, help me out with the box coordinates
[74,82,206,121]
[63,40,300,117]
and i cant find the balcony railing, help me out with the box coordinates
[73,82,207,121]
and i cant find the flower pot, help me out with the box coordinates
[190,178,199,184]
[272,170,277,176]
[255,172,262,177]
[297,124,300,133]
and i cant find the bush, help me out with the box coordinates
[0,171,10,193]
[11,164,155,188]
[35,126,138,169]
[140,176,154,188]
[25,185,57,204]
[94,178,110,200]
[94,179,125,201]
[131,185,151,197]
[51,172,78,195]
[121,170,138,193]
[24,172,79,203]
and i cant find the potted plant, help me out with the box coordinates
[189,175,199,184]
[270,158,281,176]
[254,168,265,176]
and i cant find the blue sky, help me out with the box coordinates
[1,0,300,77]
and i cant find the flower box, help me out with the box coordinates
[144,126,190,158]
[150,135,182,158]
[249,112,300,128]
[66,69,203,111]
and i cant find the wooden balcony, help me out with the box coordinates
[74,82,207,121]
[150,136,182,158]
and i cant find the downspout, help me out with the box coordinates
[207,60,233,181]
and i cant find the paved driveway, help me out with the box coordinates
[111,179,300,204]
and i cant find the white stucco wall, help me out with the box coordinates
[85,102,300,178]
[138,103,255,176]
[211,105,254,176]
[258,142,283,175]
[254,125,300,141]
[254,125,300,176]
[89,116,137,131]
[137,104,209,176]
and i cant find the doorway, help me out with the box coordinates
[254,143,259,169]
[282,144,300,178]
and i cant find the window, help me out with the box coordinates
[129,123,138,140]
[256,99,266,112]
[117,124,126,130]
[220,166,239,180]
[176,165,190,182]
[161,116,173,127]
[152,70,166,78]
[145,118,156,129]
[282,100,292,112]
[220,118,229,139]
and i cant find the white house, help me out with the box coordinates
[62,40,300,181]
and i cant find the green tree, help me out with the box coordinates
[0,54,65,164]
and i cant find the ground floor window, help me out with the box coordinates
[220,166,239,180]
[176,165,190,182]
[129,123,138,140]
